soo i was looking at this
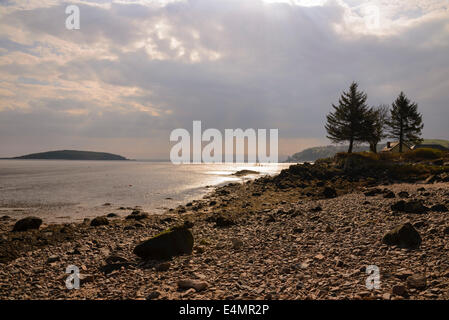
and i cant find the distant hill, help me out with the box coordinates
[421,139,449,149]
[11,150,128,161]
[285,144,386,162]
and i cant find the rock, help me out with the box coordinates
[335,259,344,267]
[266,214,276,223]
[126,212,149,221]
[231,238,243,250]
[391,200,428,214]
[398,191,409,198]
[406,275,426,290]
[214,216,235,228]
[177,279,208,292]
[382,293,391,300]
[322,187,337,199]
[155,262,171,272]
[382,223,422,249]
[100,262,132,274]
[79,274,95,285]
[314,253,325,260]
[392,285,407,297]
[12,217,42,232]
[107,213,119,218]
[146,291,161,300]
[90,216,109,227]
[395,270,413,280]
[105,255,128,264]
[430,204,448,212]
[133,224,194,260]
[424,175,437,184]
[364,188,382,197]
[413,221,427,228]
[383,191,395,199]
[46,255,60,263]
[443,226,449,235]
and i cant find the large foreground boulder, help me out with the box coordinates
[383,223,421,249]
[133,223,194,260]
[12,217,42,232]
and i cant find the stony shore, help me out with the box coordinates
[1,155,449,300]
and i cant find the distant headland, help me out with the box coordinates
[4,150,129,161]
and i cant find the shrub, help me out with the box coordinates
[404,148,444,160]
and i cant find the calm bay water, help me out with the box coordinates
[0,160,291,223]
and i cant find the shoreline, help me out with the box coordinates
[1,157,449,300]
[0,161,289,224]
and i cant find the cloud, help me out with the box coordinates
[0,0,448,159]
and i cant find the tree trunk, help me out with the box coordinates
[348,138,354,153]
[370,143,377,153]
[399,119,403,153]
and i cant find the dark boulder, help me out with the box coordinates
[107,213,119,218]
[391,200,428,214]
[126,212,149,220]
[364,188,382,197]
[398,191,409,198]
[383,191,396,199]
[322,187,337,199]
[12,217,42,232]
[90,216,109,226]
[430,204,448,212]
[382,223,422,249]
[133,224,194,260]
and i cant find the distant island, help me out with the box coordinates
[8,150,129,161]
[286,139,449,162]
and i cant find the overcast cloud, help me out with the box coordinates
[0,0,448,159]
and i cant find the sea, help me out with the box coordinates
[0,160,291,223]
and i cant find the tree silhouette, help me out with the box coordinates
[325,82,370,153]
[365,105,389,153]
[387,92,423,153]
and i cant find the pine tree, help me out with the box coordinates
[387,92,423,153]
[325,82,370,153]
[365,105,389,153]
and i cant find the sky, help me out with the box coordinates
[0,0,448,160]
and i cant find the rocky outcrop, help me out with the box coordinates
[391,200,428,214]
[12,217,42,232]
[90,216,109,227]
[382,223,422,249]
[133,223,194,260]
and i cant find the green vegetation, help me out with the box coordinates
[12,150,128,161]
[403,148,444,160]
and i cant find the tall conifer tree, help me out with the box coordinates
[325,82,370,153]
[387,92,423,153]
